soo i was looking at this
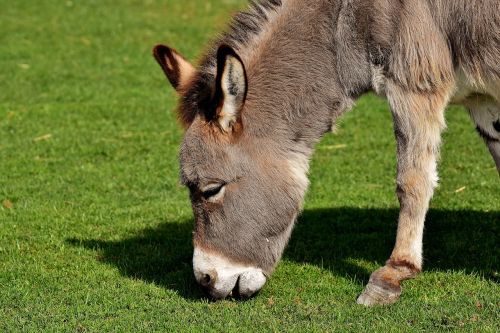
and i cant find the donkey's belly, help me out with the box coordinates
[450,69,500,106]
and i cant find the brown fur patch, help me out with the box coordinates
[387,259,421,276]
[368,260,420,295]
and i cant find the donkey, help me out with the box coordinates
[153,0,500,305]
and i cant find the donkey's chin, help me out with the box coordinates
[193,248,267,300]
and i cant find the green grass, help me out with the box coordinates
[1,0,499,331]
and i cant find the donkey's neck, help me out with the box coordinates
[242,1,347,143]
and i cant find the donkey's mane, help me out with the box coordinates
[181,0,284,122]
[199,0,282,72]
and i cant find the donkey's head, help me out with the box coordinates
[153,44,309,299]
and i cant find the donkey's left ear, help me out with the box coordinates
[153,44,195,93]
[215,45,248,132]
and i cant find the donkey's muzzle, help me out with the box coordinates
[193,248,267,300]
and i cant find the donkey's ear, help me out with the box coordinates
[215,45,247,132]
[153,45,195,92]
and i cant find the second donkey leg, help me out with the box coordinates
[357,83,452,306]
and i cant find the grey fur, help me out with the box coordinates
[155,0,500,302]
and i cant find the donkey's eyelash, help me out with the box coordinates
[201,185,224,199]
[201,180,227,192]
[201,181,225,191]
[199,176,228,188]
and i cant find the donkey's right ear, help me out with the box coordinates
[153,45,195,93]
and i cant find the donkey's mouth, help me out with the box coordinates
[228,276,241,299]
[202,272,267,301]
[229,275,262,300]
[193,247,267,300]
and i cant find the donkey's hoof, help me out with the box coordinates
[356,281,401,306]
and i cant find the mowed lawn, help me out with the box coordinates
[1,0,499,331]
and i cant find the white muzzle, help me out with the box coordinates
[193,248,267,299]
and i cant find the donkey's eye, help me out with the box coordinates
[201,184,226,202]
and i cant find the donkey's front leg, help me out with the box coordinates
[357,84,452,306]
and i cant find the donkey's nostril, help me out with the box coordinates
[200,273,214,287]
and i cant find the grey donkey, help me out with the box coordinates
[152,0,500,305]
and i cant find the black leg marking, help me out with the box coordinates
[493,120,500,132]
[476,126,499,142]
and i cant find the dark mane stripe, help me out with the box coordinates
[183,0,282,121]
[200,0,282,71]
[227,0,282,45]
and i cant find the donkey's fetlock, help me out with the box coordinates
[356,266,404,306]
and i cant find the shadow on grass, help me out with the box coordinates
[67,207,499,299]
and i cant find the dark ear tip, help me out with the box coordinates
[216,44,239,60]
[153,44,170,58]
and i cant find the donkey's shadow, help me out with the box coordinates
[67,207,499,299]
